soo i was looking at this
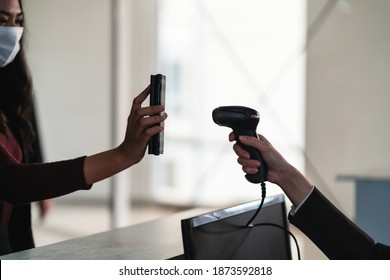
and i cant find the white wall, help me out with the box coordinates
[23,0,159,229]
[24,0,112,203]
[305,0,390,259]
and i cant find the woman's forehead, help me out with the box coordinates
[0,0,22,14]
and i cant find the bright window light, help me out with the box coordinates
[152,0,307,207]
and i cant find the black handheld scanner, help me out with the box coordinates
[212,106,268,184]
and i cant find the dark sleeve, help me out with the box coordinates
[8,203,35,252]
[0,148,92,205]
[288,187,377,259]
[371,243,390,260]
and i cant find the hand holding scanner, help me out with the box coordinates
[212,106,268,184]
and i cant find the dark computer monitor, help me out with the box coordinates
[181,194,292,260]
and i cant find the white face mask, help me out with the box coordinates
[0,26,24,68]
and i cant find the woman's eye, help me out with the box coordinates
[0,15,24,26]
[15,16,24,26]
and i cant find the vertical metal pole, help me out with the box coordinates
[109,0,158,227]
[110,0,131,229]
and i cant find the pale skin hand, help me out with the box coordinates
[229,133,312,206]
[84,86,167,185]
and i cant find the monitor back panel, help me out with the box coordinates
[181,194,292,260]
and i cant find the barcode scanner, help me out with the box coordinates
[212,106,268,184]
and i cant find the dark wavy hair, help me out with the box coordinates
[0,0,35,150]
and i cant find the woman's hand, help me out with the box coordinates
[119,85,167,166]
[83,86,167,185]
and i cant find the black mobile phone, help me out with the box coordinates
[148,74,166,155]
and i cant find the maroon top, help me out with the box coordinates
[0,131,92,228]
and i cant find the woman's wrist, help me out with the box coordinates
[115,144,136,168]
[84,146,134,185]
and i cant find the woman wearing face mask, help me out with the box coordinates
[0,0,167,255]
[0,0,47,254]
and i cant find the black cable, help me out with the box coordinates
[250,222,301,260]
[246,182,266,227]
[245,182,301,260]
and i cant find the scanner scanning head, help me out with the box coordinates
[212,106,260,131]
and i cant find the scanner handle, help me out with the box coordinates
[234,130,268,184]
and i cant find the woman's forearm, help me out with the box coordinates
[83,146,133,185]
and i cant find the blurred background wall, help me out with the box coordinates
[24,0,112,200]
[21,0,390,259]
[305,0,390,258]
